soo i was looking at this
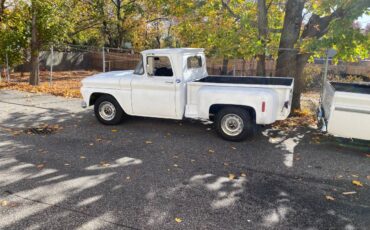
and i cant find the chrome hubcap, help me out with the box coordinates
[221,114,244,136]
[98,102,116,121]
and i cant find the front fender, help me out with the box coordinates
[80,87,133,115]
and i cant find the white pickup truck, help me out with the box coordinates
[81,48,294,141]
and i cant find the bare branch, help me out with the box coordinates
[146,17,169,23]
[221,0,241,21]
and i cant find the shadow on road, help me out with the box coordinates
[0,92,369,229]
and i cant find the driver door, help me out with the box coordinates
[131,55,177,118]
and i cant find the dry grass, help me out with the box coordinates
[273,108,316,130]
[0,71,97,98]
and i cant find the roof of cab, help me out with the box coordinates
[141,48,204,55]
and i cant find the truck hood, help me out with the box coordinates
[82,70,134,89]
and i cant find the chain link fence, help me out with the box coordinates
[4,44,370,92]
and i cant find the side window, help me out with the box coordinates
[147,56,173,77]
[134,56,144,75]
[187,56,202,69]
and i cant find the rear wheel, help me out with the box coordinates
[94,95,124,125]
[215,107,254,141]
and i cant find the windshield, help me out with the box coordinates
[134,56,144,75]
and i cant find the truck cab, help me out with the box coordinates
[130,48,207,119]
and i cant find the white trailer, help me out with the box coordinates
[318,81,370,141]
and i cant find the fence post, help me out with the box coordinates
[102,47,106,72]
[233,59,236,76]
[50,45,54,85]
[5,52,10,82]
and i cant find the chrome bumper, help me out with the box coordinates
[81,101,87,109]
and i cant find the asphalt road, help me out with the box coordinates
[0,90,369,230]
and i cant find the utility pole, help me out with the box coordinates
[321,49,337,102]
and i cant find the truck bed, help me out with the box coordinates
[195,76,293,86]
[331,82,370,95]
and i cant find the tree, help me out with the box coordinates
[0,0,28,77]
[161,0,262,74]
[276,0,370,110]
[28,0,75,85]
[220,0,284,75]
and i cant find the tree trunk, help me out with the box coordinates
[221,58,229,75]
[291,53,310,110]
[29,2,39,86]
[256,0,268,76]
[275,0,305,110]
[0,0,5,22]
[114,0,124,48]
[256,54,266,76]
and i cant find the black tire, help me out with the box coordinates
[94,95,125,125]
[215,107,255,142]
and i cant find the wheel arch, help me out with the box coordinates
[209,104,256,121]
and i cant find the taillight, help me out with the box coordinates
[262,101,266,113]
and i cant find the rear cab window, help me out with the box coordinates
[187,56,202,69]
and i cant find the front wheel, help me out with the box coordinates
[94,95,125,125]
[215,107,255,141]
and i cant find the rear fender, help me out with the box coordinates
[196,87,279,124]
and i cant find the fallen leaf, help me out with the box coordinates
[1,200,8,206]
[100,161,110,167]
[145,140,153,144]
[96,138,103,142]
[352,180,363,187]
[241,173,247,177]
[111,129,118,133]
[351,174,359,178]
[64,163,70,166]
[365,154,370,158]
[223,162,229,166]
[342,191,357,195]
[36,164,45,169]
[175,218,182,223]
[126,176,131,180]
[173,164,178,167]
[367,175,370,180]
[231,146,236,150]
[208,149,215,153]
[228,173,236,180]
[325,195,335,201]
[190,159,196,163]
[89,143,94,146]
[80,156,86,159]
